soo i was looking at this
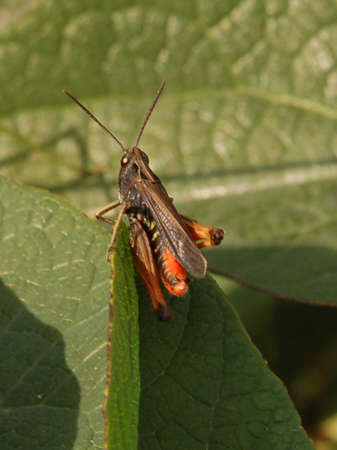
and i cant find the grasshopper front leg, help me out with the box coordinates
[96,200,127,262]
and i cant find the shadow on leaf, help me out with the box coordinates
[0,278,80,450]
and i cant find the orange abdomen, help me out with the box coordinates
[159,248,188,296]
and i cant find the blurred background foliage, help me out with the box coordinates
[1,0,337,447]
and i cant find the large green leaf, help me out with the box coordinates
[0,177,315,449]
[137,276,315,450]
[0,176,111,449]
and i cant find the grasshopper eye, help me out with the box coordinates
[121,155,129,166]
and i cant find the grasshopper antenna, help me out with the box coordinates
[134,80,166,148]
[63,90,127,153]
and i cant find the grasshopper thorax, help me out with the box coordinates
[118,146,156,204]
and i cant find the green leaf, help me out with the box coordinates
[206,242,337,305]
[0,177,315,449]
[137,274,315,450]
[0,176,111,449]
[1,0,336,307]
[105,222,140,450]
[213,275,337,438]
[200,178,337,304]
